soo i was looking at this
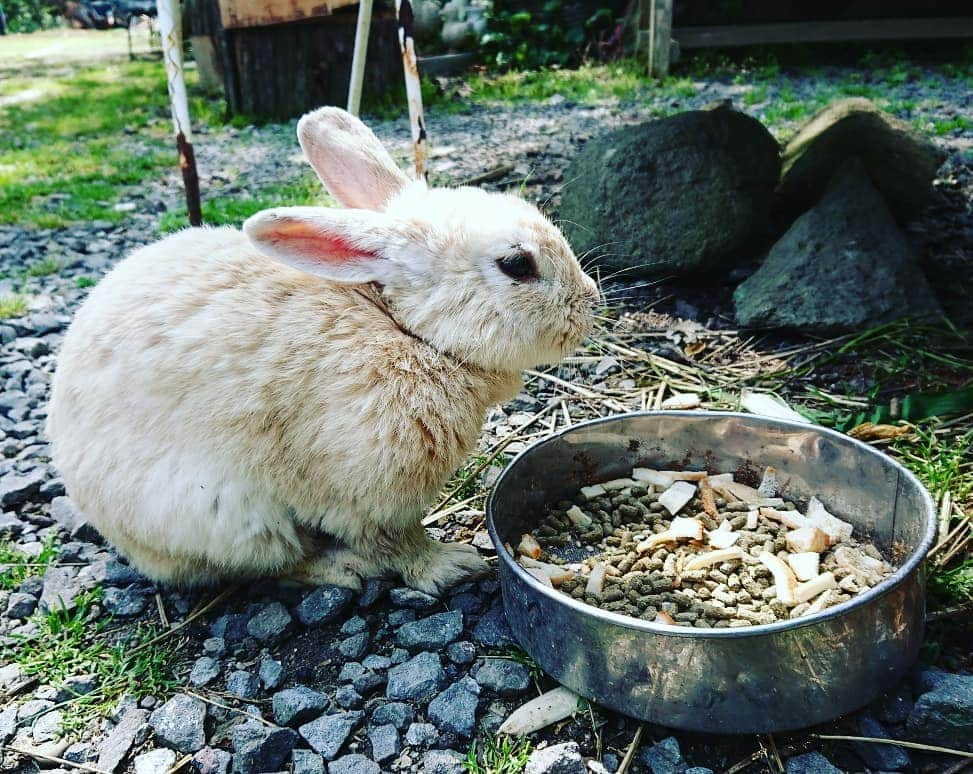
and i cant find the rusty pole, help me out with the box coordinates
[395,0,427,180]
[157,0,202,226]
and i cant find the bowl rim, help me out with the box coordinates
[485,409,937,639]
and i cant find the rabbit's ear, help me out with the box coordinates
[297,107,410,211]
[244,206,404,284]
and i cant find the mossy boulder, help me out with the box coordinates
[734,160,940,333]
[558,105,780,279]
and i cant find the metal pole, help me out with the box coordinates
[347,0,374,116]
[395,0,427,179]
[157,0,203,226]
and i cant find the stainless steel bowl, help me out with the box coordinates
[486,411,936,733]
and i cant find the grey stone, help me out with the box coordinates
[210,613,248,642]
[784,751,842,774]
[388,587,439,610]
[39,565,83,612]
[203,637,226,657]
[6,591,37,619]
[404,722,438,748]
[525,741,585,774]
[291,749,325,774]
[328,754,380,774]
[352,670,385,695]
[423,749,465,774]
[258,656,283,690]
[340,616,368,635]
[97,708,150,772]
[370,701,414,730]
[189,657,221,688]
[685,769,714,774]
[472,604,514,648]
[912,667,952,696]
[338,662,365,683]
[230,721,299,774]
[338,632,369,660]
[559,106,780,279]
[0,511,24,536]
[387,608,416,627]
[246,602,291,640]
[428,677,479,737]
[396,610,463,650]
[357,578,387,608]
[295,585,354,626]
[63,741,95,763]
[0,705,15,744]
[57,673,98,701]
[100,559,143,586]
[638,736,687,774]
[19,698,55,719]
[226,670,260,698]
[386,651,446,701]
[474,659,531,696]
[134,748,177,774]
[297,710,363,760]
[0,468,47,506]
[906,671,973,751]
[335,684,363,709]
[734,161,940,333]
[390,647,409,664]
[273,685,328,727]
[368,722,401,763]
[30,709,63,742]
[778,98,946,223]
[361,655,391,671]
[191,746,232,774]
[852,715,910,770]
[149,694,207,752]
[102,585,151,617]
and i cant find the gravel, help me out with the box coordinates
[246,601,292,640]
[133,748,177,774]
[396,610,464,650]
[298,710,363,759]
[295,585,354,626]
[427,676,480,737]
[474,659,531,696]
[525,741,586,774]
[192,747,233,774]
[189,656,221,687]
[639,736,688,774]
[149,694,207,753]
[230,722,299,774]
[367,722,401,763]
[273,686,329,727]
[386,651,447,702]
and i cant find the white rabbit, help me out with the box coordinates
[46,107,598,594]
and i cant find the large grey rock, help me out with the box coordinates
[291,749,325,774]
[226,670,260,698]
[734,161,939,332]
[368,722,401,763]
[423,749,466,774]
[427,676,479,737]
[273,685,329,727]
[370,701,414,730]
[230,721,299,774]
[525,741,586,774]
[134,749,177,774]
[298,711,363,760]
[778,98,946,223]
[149,694,206,752]
[906,671,973,751]
[404,722,438,748]
[386,651,446,701]
[559,105,780,279]
[6,591,37,619]
[39,566,83,612]
[189,656,221,687]
[102,585,151,617]
[97,708,150,772]
[396,610,463,650]
[246,602,291,640]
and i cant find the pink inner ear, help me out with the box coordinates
[272,219,377,264]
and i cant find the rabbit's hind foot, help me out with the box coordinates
[285,546,386,591]
[399,540,491,597]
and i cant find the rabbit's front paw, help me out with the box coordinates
[287,547,384,591]
[403,542,490,597]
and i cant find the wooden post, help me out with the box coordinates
[347,0,374,115]
[396,0,427,179]
[647,0,672,78]
[157,0,203,226]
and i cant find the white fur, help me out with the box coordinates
[47,108,598,594]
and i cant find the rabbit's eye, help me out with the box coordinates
[497,252,537,281]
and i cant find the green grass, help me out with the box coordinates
[742,84,768,106]
[0,533,58,590]
[157,175,334,234]
[929,559,973,607]
[0,293,30,320]
[75,276,97,289]
[24,256,60,278]
[1,59,224,228]
[465,736,532,774]
[6,588,182,736]
[492,646,544,683]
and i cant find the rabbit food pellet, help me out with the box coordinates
[509,466,894,628]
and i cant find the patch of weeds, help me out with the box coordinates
[0,292,30,319]
[892,427,973,503]
[75,276,97,289]
[462,60,648,105]
[929,558,973,607]
[931,115,972,136]
[0,532,59,590]
[0,60,224,228]
[24,256,60,278]
[157,176,334,234]
[6,588,182,736]
[465,735,532,774]
[742,84,768,106]
[493,645,545,682]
